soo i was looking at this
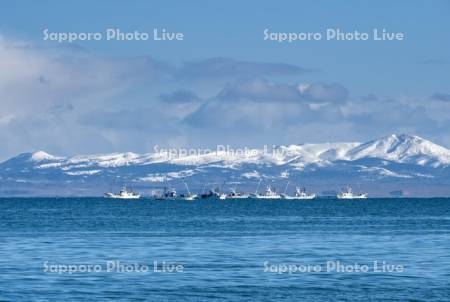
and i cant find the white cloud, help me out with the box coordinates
[0,35,171,159]
[1,34,450,161]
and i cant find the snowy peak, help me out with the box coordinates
[2,134,450,169]
[345,134,450,166]
[4,151,61,164]
[29,151,60,162]
[2,134,450,197]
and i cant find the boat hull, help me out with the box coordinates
[227,195,250,199]
[105,195,141,199]
[336,195,368,199]
[255,195,282,199]
[283,196,316,200]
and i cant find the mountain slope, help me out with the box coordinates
[1,134,450,197]
[344,134,450,166]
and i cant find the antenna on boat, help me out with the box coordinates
[183,180,191,195]
[255,179,262,195]
[283,181,290,194]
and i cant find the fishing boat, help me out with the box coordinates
[180,182,197,201]
[199,189,214,199]
[155,187,177,200]
[226,188,250,199]
[180,193,197,201]
[213,186,227,200]
[197,184,226,200]
[104,186,140,199]
[217,182,227,199]
[255,185,282,199]
[282,187,316,200]
[336,187,368,199]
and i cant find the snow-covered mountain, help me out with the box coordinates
[1,134,450,197]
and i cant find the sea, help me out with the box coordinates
[0,197,449,301]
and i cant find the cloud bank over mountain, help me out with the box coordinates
[1,34,450,161]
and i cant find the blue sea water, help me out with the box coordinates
[0,198,450,301]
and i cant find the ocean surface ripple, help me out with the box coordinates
[1,198,449,301]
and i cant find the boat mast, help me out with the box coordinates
[184,181,191,195]
[283,181,290,194]
[255,179,262,195]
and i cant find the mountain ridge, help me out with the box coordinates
[1,134,450,197]
[7,133,450,168]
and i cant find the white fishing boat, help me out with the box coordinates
[282,187,316,200]
[211,187,226,200]
[255,186,282,199]
[181,182,198,201]
[182,194,197,201]
[337,187,368,199]
[217,182,227,200]
[104,186,140,199]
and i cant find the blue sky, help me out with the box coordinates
[0,0,449,159]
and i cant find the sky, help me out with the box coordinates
[0,0,449,160]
